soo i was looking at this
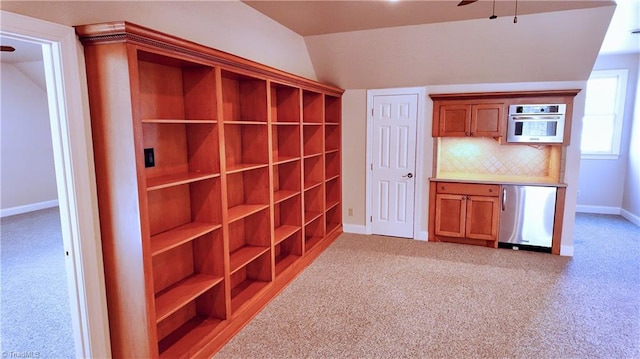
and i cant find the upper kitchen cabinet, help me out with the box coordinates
[430,90,581,144]
[433,101,504,138]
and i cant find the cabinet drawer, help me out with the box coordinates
[436,182,500,197]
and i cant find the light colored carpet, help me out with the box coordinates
[216,213,640,358]
[0,207,75,358]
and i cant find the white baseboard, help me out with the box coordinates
[560,245,574,257]
[621,209,640,227]
[576,205,621,215]
[343,225,428,242]
[415,230,428,241]
[1,199,59,218]
[343,223,367,234]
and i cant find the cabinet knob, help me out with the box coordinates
[441,185,446,190]
[489,189,493,193]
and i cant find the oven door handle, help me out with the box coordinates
[509,115,563,121]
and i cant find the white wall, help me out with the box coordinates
[577,53,639,217]
[0,1,316,80]
[0,61,58,214]
[341,89,367,233]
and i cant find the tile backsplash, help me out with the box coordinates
[438,137,553,177]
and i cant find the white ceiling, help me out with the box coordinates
[244,0,638,55]
[599,0,640,55]
[0,36,42,63]
[244,0,614,36]
[1,0,635,90]
[2,0,635,66]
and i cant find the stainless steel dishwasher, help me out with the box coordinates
[498,185,557,253]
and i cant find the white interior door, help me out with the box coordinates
[371,94,418,238]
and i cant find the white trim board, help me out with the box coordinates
[343,223,367,234]
[576,206,640,227]
[560,245,574,257]
[576,205,621,215]
[621,209,640,228]
[1,200,59,217]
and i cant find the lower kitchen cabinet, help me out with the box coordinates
[430,181,500,247]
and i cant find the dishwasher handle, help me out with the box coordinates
[502,188,507,211]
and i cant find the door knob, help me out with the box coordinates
[403,173,413,178]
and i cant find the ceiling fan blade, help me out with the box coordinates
[1,46,16,52]
[457,0,479,6]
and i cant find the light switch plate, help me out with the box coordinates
[144,148,155,168]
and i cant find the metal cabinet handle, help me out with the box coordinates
[502,188,507,211]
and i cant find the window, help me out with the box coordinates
[581,69,628,159]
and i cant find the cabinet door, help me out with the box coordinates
[435,194,466,237]
[465,195,500,240]
[438,104,471,137]
[471,103,503,137]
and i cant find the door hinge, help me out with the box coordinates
[370,216,373,222]
[371,108,374,117]
[370,163,373,171]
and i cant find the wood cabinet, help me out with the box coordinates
[429,181,500,247]
[76,22,342,358]
[430,90,581,144]
[433,101,505,138]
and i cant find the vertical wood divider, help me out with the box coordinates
[298,90,307,255]
[266,81,276,282]
[321,96,327,238]
[215,67,232,319]
[127,44,161,357]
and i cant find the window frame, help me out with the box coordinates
[581,69,628,160]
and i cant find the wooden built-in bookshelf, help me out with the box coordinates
[76,21,343,358]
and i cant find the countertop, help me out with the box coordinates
[430,173,567,187]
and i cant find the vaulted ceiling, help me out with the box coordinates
[244,0,614,36]
[1,0,627,90]
[241,0,622,88]
[243,0,629,89]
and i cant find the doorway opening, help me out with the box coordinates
[1,10,111,358]
[0,35,75,357]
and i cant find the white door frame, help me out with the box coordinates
[1,11,111,358]
[366,87,427,240]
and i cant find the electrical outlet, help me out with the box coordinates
[144,148,155,168]
[348,208,353,216]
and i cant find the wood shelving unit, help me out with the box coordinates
[303,125,323,157]
[272,124,300,164]
[304,155,324,190]
[273,195,302,274]
[271,82,300,123]
[273,160,301,203]
[77,21,343,358]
